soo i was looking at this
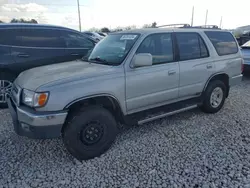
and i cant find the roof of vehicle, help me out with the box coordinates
[0,23,78,32]
[0,23,98,43]
[115,27,227,35]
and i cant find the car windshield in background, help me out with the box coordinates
[241,40,250,48]
[88,33,140,65]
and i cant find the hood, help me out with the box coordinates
[16,60,118,91]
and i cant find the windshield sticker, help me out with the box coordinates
[120,35,137,40]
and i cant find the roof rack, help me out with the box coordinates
[157,24,191,28]
[156,24,220,29]
[191,25,220,29]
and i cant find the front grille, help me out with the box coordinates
[11,83,21,106]
[12,84,18,93]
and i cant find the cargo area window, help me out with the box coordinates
[205,31,238,56]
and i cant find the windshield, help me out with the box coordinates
[88,33,140,65]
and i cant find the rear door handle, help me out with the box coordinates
[71,53,79,56]
[206,64,213,69]
[18,54,30,58]
[168,70,176,75]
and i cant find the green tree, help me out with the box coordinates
[30,19,38,24]
[88,27,99,32]
[100,27,110,33]
[143,24,151,28]
[151,22,157,28]
[123,25,137,30]
[0,20,4,23]
[10,18,38,24]
[143,22,157,28]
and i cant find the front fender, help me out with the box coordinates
[35,74,126,114]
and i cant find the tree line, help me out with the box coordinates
[0,19,157,32]
[92,22,157,33]
[0,18,38,24]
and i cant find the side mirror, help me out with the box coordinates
[131,53,153,68]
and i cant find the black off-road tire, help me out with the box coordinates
[0,72,16,108]
[62,106,118,160]
[200,80,227,113]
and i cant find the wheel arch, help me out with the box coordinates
[203,72,230,97]
[64,94,126,125]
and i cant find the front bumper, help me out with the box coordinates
[7,98,68,139]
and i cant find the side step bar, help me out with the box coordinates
[138,105,198,125]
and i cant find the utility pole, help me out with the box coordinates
[205,9,208,26]
[77,0,82,32]
[191,6,194,26]
[220,16,223,28]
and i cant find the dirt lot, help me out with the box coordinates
[1,76,250,188]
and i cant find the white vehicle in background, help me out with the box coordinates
[83,31,104,41]
[97,32,108,37]
[241,40,250,74]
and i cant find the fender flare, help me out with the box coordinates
[64,94,124,114]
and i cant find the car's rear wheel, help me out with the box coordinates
[62,106,118,160]
[200,80,227,113]
[0,72,16,108]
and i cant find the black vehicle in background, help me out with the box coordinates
[0,23,96,107]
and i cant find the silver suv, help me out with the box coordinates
[8,27,243,160]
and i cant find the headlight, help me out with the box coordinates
[22,89,34,107]
[22,89,49,107]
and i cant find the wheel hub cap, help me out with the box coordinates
[81,121,104,145]
[0,80,12,103]
[210,87,223,108]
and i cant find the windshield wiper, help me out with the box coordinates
[89,57,112,65]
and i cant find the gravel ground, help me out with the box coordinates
[1,77,250,188]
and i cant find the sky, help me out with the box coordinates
[0,0,249,31]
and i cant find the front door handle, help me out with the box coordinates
[168,70,176,75]
[18,54,30,58]
[206,64,213,69]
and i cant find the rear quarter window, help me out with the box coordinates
[205,31,238,56]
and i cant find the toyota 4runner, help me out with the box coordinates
[8,27,243,160]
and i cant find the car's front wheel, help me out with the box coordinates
[62,106,118,160]
[200,80,227,113]
[0,72,16,108]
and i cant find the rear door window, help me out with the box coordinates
[205,31,238,56]
[21,29,65,48]
[176,33,209,61]
[62,31,94,49]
